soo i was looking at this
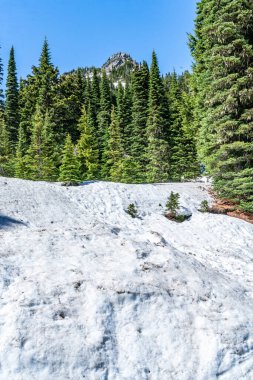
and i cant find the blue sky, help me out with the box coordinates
[0,0,197,82]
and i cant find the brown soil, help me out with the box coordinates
[208,190,253,224]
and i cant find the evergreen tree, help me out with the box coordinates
[77,106,100,180]
[19,38,59,142]
[25,105,45,179]
[130,61,149,181]
[116,81,125,136]
[0,114,13,176]
[165,71,198,180]
[84,77,92,112]
[122,81,133,153]
[146,51,170,182]
[0,46,4,111]
[5,47,19,147]
[90,68,100,127]
[40,111,58,181]
[15,124,28,178]
[59,134,80,183]
[98,70,112,174]
[36,37,59,113]
[191,0,253,212]
[103,107,124,181]
[54,70,84,142]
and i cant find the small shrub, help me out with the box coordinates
[199,200,209,213]
[166,191,180,217]
[165,191,190,223]
[127,203,138,218]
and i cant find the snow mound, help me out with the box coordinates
[0,177,253,380]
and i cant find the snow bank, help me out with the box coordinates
[0,177,253,380]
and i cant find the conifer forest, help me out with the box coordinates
[1,0,253,213]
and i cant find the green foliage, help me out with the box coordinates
[126,203,138,218]
[77,106,100,180]
[0,46,4,110]
[165,71,199,180]
[166,191,180,217]
[59,134,80,184]
[146,51,170,182]
[0,114,14,176]
[103,107,124,181]
[130,61,149,181]
[25,107,58,181]
[191,0,253,212]
[5,47,19,147]
[98,70,112,170]
[199,200,209,213]
[15,125,28,178]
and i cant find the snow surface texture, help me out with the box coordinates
[0,177,253,380]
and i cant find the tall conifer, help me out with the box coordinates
[0,46,4,111]
[131,61,149,180]
[146,51,170,182]
[5,47,19,147]
[59,134,80,183]
[191,0,253,211]
[77,106,100,180]
[104,107,124,182]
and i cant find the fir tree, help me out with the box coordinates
[40,111,58,181]
[166,71,198,180]
[84,77,92,112]
[122,81,133,153]
[191,0,253,212]
[146,51,170,183]
[0,46,4,111]
[77,106,100,180]
[5,47,19,147]
[0,114,13,176]
[98,70,112,174]
[15,124,28,178]
[116,81,125,137]
[18,38,59,142]
[26,105,45,179]
[59,134,80,183]
[90,68,100,127]
[131,61,149,181]
[103,107,124,181]
[36,37,59,113]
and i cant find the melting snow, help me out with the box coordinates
[0,177,253,380]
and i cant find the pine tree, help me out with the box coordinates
[116,81,125,136]
[90,68,100,127]
[15,124,28,178]
[130,61,149,181]
[103,107,124,181]
[165,71,198,180]
[98,70,112,175]
[25,107,58,181]
[146,51,170,183]
[77,106,100,180]
[0,114,13,176]
[5,47,19,147]
[0,46,4,111]
[122,81,133,153]
[25,105,45,179]
[40,111,58,181]
[36,37,59,113]
[18,38,59,142]
[191,0,253,212]
[59,134,80,183]
[84,77,92,112]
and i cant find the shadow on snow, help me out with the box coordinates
[0,215,27,230]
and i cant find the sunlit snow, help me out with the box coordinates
[0,177,253,380]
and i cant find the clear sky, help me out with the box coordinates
[0,0,197,82]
